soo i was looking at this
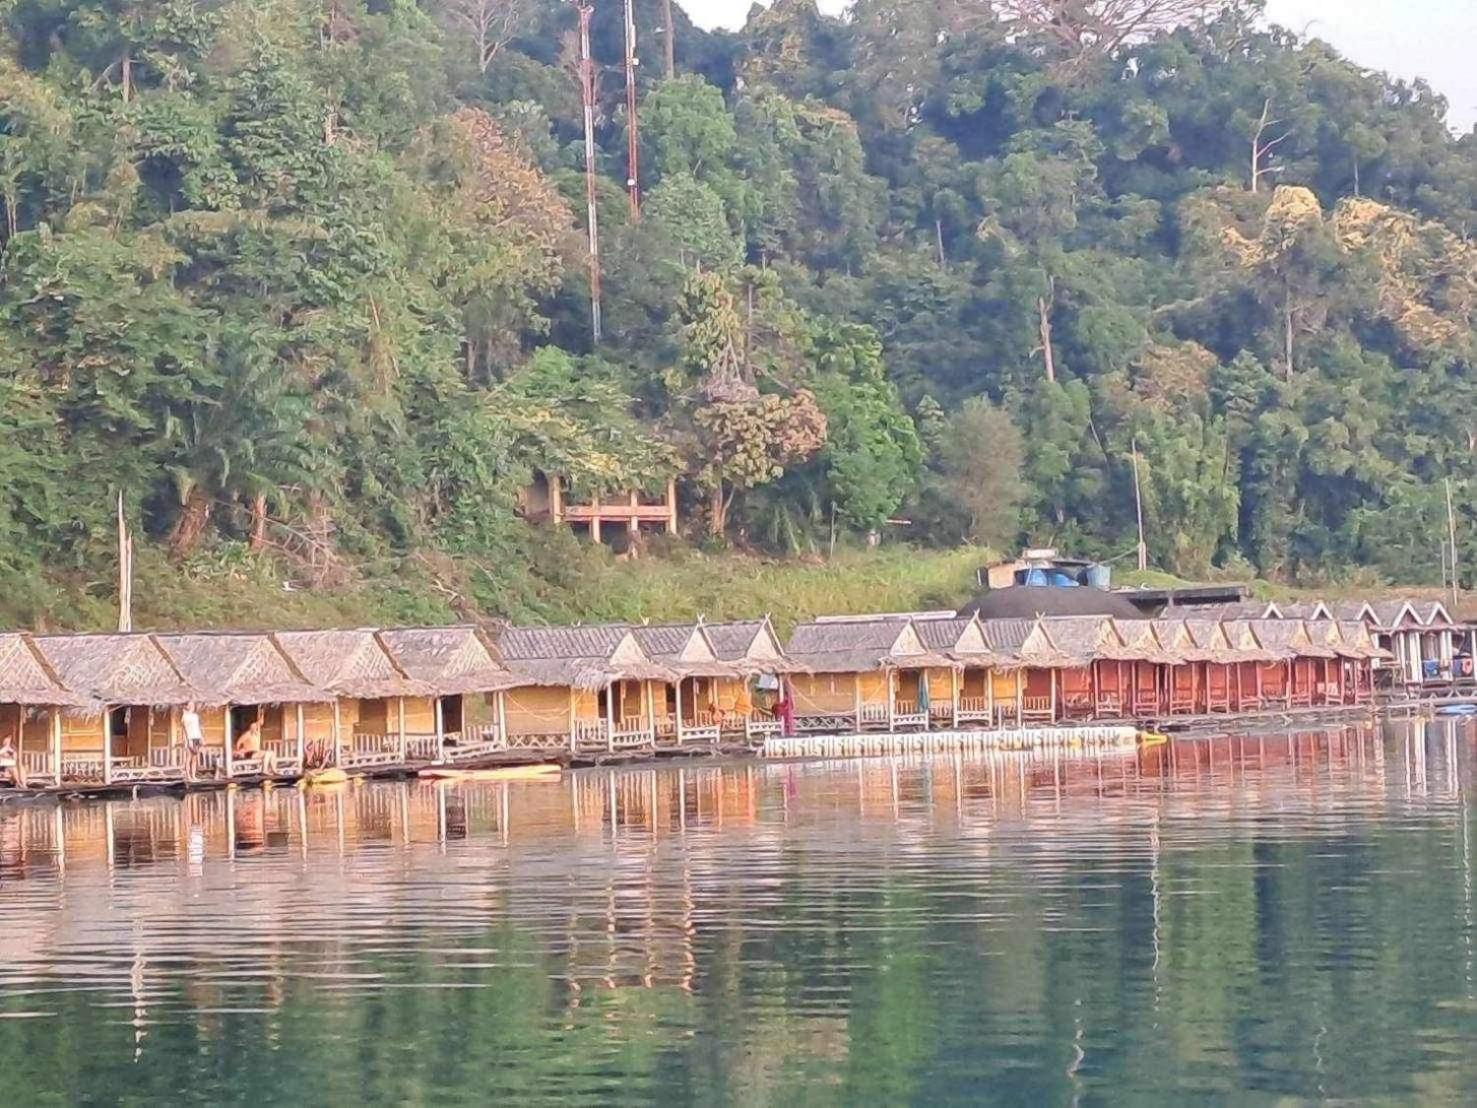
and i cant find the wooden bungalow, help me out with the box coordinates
[1221,620,1278,711]
[1183,620,1240,713]
[1150,621,1201,715]
[494,625,674,752]
[1041,616,1140,720]
[1247,620,1325,707]
[274,630,435,768]
[1335,621,1385,702]
[978,618,1078,723]
[29,633,202,785]
[376,627,515,762]
[155,632,328,778]
[785,617,956,733]
[0,633,86,787]
[915,615,1000,727]
[1116,621,1171,718]
[701,617,795,738]
[629,624,745,744]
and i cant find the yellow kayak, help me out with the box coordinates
[419,764,562,782]
[300,767,349,787]
[1138,731,1170,746]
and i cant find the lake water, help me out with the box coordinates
[0,721,1475,1103]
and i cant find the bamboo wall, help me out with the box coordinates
[790,673,854,714]
[505,685,573,736]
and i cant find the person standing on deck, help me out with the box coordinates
[182,702,205,780]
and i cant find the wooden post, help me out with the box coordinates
[643,680,655,743]
[102,708,113,785]
[986,668,995,724]
[569,688,577,753]
[886,670,895,732]
[950,668,959,728]
[51,710,62,784]
[853,674,863,733]
[628,490,640,539]
[674,679,684,745]
[1131,438,1147,572]
[296,703,306,769]
[332,700,342,767]
[591,512,601,545]
[434,697,445,762]
[1447,476,1460,612]
[605,684,615,752]
[1015,670,1023,722]
[550,474,564,525]
[665,478,678,535]
[496,690,508,748]
[223,707,234,777]
[1049,668,1057,723]
[396,697,407,762]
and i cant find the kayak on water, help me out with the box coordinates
[300,768,350,787]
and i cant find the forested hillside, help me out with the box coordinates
[1,0,1475,627]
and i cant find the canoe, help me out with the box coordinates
[1137,731,1170,746]
[418,764,562,782]
[301,768,349,787]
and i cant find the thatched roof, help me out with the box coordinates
[275,629,433,700]
[1251,619,1333,660]
[1222,620,1278,663]
[914,615,1008,666]
[1182,619,1242,664]
[979,618,1079,669]
[30,633,200,708]
[0,634,84,707]
[494,624,675,688]
[1336,620,1390,660]
[1192,601,1280,620]
[1279,601,1332,621]
[787,617,956,673]
[1043,615,1139,663]
[1326,600,1370,621]
[154,632,328,706]
[629,624,738,678]
[702,617,799,674]
[376,626,518,695]
[1363,600,1423,631]
[1148,620,1198,665]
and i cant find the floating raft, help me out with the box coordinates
[762,724,1141,759]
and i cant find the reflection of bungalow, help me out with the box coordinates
[373,627,515,762]
[155,632,328,778]
[275,630,434,768]
[0,634,86,786]
[786,617,955,732]
[30,633,201,786]
[494,625,673,752]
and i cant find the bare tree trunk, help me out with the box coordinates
[662,0,675,78]
[249,494,269,552]
[1037,290,1056,383]
[935,219,945,265]
[709,484,727,537]
[169,487,213,558]
[120,52,132,104]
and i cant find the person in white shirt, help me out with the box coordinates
[181,702,205,780]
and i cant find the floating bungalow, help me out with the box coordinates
[376,626,514,762]
[494,625,674,752]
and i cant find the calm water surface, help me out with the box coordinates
[0,721,1475,1103]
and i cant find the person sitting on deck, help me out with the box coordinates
[0,736,25,788]
[233,719,276,776]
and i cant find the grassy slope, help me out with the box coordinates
[12,540,990,634]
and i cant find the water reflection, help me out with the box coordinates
[0,719,1473,1101]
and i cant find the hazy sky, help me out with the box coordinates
[682,0,1477,133]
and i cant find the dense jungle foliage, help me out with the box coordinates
[1,0,1475,625]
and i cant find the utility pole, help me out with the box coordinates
[1446,477,1460,611]
[117,491,133,633]
[1131,438,1147,572]
[623,0,641,221]
[576,1,602,343]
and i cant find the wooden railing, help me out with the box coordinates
[1021,695,1054,720]
[957,696,991,720]
[611,716,653,749]
[342,732,401,768]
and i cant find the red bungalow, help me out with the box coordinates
[1153,620,1199,715]
[1185,620,1238,713]
[1118,621,1168,719]
[1223,620,1276,711]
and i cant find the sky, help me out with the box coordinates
[681,0,1477,133]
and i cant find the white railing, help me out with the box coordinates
[20,751,54,781]
[611,716,653,750]
[957,696,991,721]
[262,739,303,774]
[341,732,402,768]
[506,729,565,752]
[1021,695,1054,721]
[573,719,608,752]
[796,713,852,734]
[60,752,106,784]
[443,724,506,762]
